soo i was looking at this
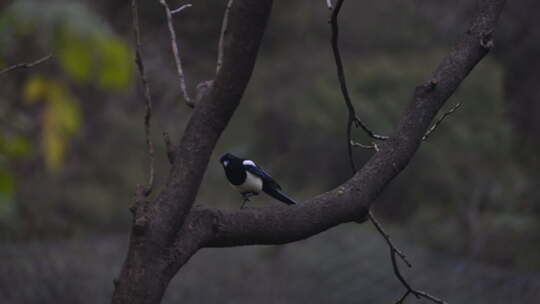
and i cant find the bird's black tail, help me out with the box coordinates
[263,187,297,205]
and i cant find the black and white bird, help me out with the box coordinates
[220,153,297,208]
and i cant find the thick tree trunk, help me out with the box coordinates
[111,1,274,303]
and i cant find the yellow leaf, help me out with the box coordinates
[40,81,81,172]
[23,75,47,103]
[42,108,65,172]
[47,83,81,135]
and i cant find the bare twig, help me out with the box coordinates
[159,0,195,108]
[329,0,388,173]
[368,212,411,267]
[395,290,411,304]
[171,4,192,14]
[350,140,379,152]
[0,54,52,75]
[369,212,447,304]
[392,250,448,304]
[326,0,333,10]
[132,0,155,197]
[217,0,234,74]
[423,101,462,141]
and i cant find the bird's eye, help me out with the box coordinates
[223,160,229,167]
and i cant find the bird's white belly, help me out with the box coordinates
[235,171,263,194]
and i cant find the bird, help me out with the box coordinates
[219,152,297,208]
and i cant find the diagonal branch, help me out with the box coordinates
[217,0,234,74]
[131,0,155,197]
[0,54,52,75]
[178,0,507,251]
[330,0,389,173]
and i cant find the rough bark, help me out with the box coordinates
[112,0,506,303]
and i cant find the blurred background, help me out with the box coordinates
[1,0,539,303]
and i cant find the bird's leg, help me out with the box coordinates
[240,193,253,209]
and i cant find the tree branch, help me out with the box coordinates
[184,0,506,249]
[368,211,411,267]
[369,211,447,304]
[0,54,52,75]
[159,0,195,108]
[330,0,389,173]
[131,0,155,197]
[217,0,234,75]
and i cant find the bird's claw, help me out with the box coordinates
[240,195,251,209]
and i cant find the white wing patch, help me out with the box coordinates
[242,160,256,167]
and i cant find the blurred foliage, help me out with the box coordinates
[0,0,134,236]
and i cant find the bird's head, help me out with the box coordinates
[220,152,239,167]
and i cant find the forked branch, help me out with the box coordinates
[329,0,388,172]
[369,212,446,304]
[159,0,195,108]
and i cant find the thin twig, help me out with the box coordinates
[350,140,379,152]
[326,0,333,10]
[132,0,155,197]
[423,102,462,141]
[368,211,411,267]
[217,0,234,74]
[163,131,175,164]
[391,250,448,304]
[171,4,192,14]
[0,54,52,75]
[395,290,411,304]
[329,0,388,173]
[369,212,447,304]
[159,0,195,108]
